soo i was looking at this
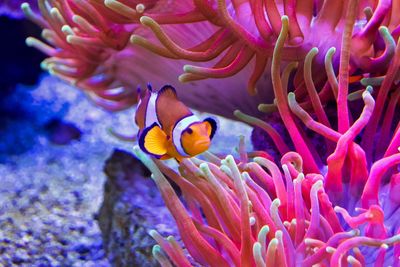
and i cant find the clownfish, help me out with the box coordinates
[135,84,217,161]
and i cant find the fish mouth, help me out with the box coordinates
[194,139,210,149]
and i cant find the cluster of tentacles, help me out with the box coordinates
[133,14,400,267]
[23,0,400,116]
[131,0,400,96]
[134,146,400,266]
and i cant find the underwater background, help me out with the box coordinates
[0,5,251,266]
[2,1,400,266]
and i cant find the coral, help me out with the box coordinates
[24,0,400,119]
[132,14,400,267]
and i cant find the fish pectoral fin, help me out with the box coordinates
[139,123,168,157]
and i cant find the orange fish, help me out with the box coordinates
[135,85,217,161]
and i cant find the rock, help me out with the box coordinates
[98,149,176,267]
[44,119,82,145]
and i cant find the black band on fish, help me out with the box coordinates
[203,117,218,139]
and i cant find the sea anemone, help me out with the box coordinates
[133,0,400,94]
[132,14,400,266]
[22,0,270,118]
[134,148,400,266]
[23,0,400,119]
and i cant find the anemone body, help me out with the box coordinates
[25,0,400,119]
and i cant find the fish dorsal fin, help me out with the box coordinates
[157,85,177,99]
[156,85,191,132]
[138,123,168,157]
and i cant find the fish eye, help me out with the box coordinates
[185,128,193,134]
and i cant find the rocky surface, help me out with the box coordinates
[0,142,110,266]
[98,149,170,266]
[0,76,143,267]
